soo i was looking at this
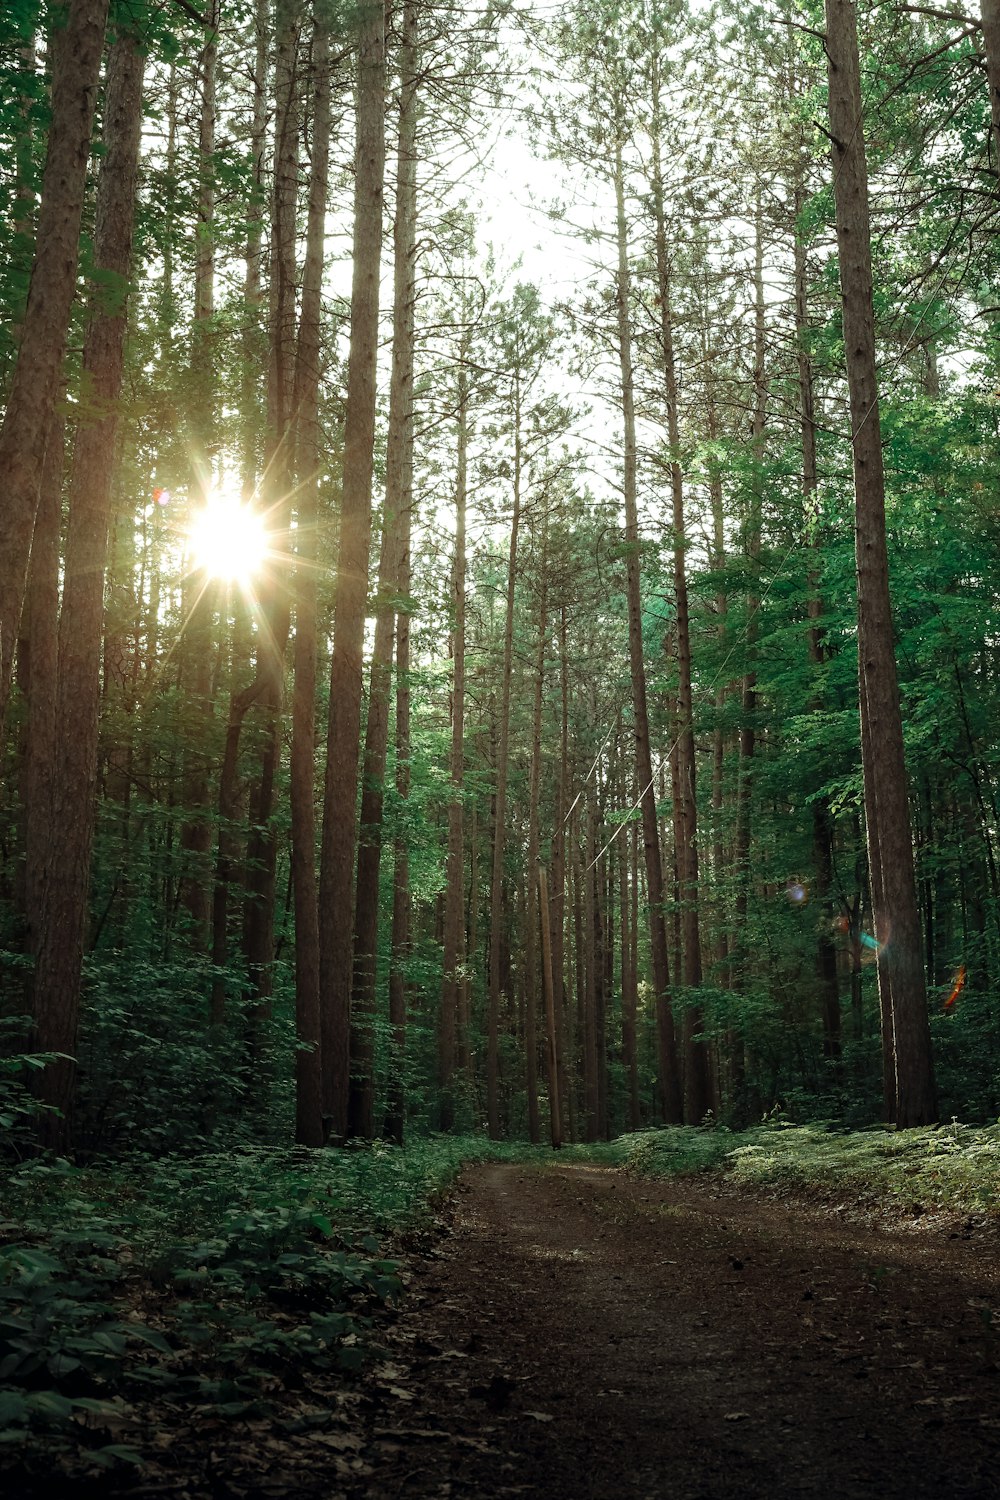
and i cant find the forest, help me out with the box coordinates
[2,0,1000,1490]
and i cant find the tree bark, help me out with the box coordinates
[290,3,332,1149]
[612,128,681,1123]
[349,0,418,1138]
[31,27,144,1146]
[486,415,521,1139]
[0,0,110,727]
[824,0,936,1125]
[439,354,468,1130]
[319,0,386,1135]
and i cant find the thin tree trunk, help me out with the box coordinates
[824,0,936,1126]
[612,127,681,1123]
[794,164,842,1067]
[349,0,418,1138]
[243,0,300,1019]
[439,357,468,1129]
[290,4,331,1149]
[521,536,547,1145]
[650,47,709,1124]
[486,392,522,1139]
[538,864,562,1147]
[385,447,412,1146]
[0,0,110,725]
[319,0,386,1135]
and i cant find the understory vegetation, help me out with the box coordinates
[3,1121,998,1479]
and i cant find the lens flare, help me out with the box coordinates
[189,490,268,584]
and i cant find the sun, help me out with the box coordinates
[188,489,269,584]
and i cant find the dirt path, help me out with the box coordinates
[356,1162,1000,1500]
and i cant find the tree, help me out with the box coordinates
[0,0,110,728]
[319,0,386,1138]
[32,21,145,1145]
[824,0,936,1126]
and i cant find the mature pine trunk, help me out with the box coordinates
[439,356,468,1129]
[550,604,570,1126]
[319,0,386,1136]
[649,45,709,1124]
[349,0,418,1138]
[612,130,681,1123]
[538,863,562,1147]
[32,29,144,1146]
[824,0,936,1126]
[210,0,269,1020]
[521,538,547,1145]
[243,0,300,1019]
[0,0,109,726]
[385,446,413,1146]
[178,0,221,944]
[486,383,523,1138]
[290,5,331,1149]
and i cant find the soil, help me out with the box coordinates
[13,1160,1000,1498]
[355,1162,1000,1500]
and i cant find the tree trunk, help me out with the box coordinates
[612,127,681,1123]
[521,535,547,1145]
[440,352,469,1130]
[32,28,144,1146]
[385,439,413,1147]
[243,0,300,1020]
[981,0,1000,169]
[349,0,418,1138]
[319,0,386,1136]
[650,44,710,1124]
[824,0,936,1126]
[290,3,331,1149]
[0,0,110,726]
[486,385,522,1138]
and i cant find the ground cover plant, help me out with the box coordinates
[0,1136,529,1483]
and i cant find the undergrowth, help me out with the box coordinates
[612,1119,1000,1219]
[0,1134,522,1477]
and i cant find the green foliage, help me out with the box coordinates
[614,1120,1000,1220]
[0,1135,516,1474]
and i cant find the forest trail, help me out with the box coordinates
[357,1161,1000,1500]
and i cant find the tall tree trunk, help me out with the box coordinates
[31,28,144,1146]
[22,412,63,969]
[824,0,936,1126]
[521,533,548,1145]
[0,0,110,726]
[178,0,221,944]
[319,0,386,1136]
[440,354,469,1130]
[349,0,418,1138]
[612,127,681,1123]
[486,380,523,1138]
[243,0,300,1019]
[290,4,332,1149]
[650,44,710,1124]
[385,439,413,1146]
